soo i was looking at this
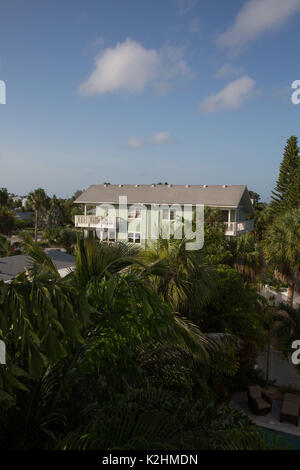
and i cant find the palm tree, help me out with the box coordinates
[73,237,143,287]
[54,228,78,254]
[140,237,216,316]
[232,232,263,281]
[0,188,9,207]
[0,234,14,257]
[0,239,226,449]
[26,188,49,242]
[264,209,300,306]
[56,387,270,450]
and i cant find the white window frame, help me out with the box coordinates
[128,232,141,244]
[162,208,176,221]
[128,206,142,220]
[99,228,116,242]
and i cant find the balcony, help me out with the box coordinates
[75,215,116,229]
[224,219,254,236]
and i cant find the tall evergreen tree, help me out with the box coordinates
[270,135,300,216]
[287,164,300,210]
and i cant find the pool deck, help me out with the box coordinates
[257,349,300,391]
[230,391,300,438]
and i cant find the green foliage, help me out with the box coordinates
[74,238,142,288]
[26,188,50,242]
[0,236,271,450]
[26,188,49,213]
[0,235,15,256]
[0,249,91,413]
[270,135,300,216]
[0,208,15,235]
[274,303,300,360]
[14,217,32,230]
[231,232,263,281]
[201,224,233,265]
[252,202,268,241]
[142,237,217,316]
[264,208,300,305]
[44,228,78,254]
[195,265,266,347]
[0,188,9,207]
[56,387,269,450]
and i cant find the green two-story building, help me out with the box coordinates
[74,184,254,246]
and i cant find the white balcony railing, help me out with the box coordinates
[224,219,254,236]
[75,215,115,229]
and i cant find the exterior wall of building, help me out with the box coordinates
[79,202,251,242]
[93,203,195,246]
[237,206,246,221]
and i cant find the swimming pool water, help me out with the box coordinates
[260,428,300,450]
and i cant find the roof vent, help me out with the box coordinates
[135,184,139,187]
[222,185,227,188]
[118,184,123,187]
[203,185,208,188]
[151,184,156,187]
[185,184,190,188]
[168,184,173,188]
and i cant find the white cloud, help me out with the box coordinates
[152,131,171,143]
[199,76,256,114]
[214,63,244,79]
[79,38,192,95]
[217,0,300,51]
[127,137,144,149]
[127,131,172,148]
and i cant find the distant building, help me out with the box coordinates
[74,184,254,246]
[12,196,21,204]
[0,249,75,282]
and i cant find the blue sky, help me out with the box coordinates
[1,0,300,201]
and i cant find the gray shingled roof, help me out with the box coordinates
[0,250,75,281]
[75,184,253,211]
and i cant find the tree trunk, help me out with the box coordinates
[287,281,295,307]
[34,208,38,243]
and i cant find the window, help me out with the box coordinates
[128,232,141,244]
[162,208,176,221]
[128,208,135,219]
[128,207,142,219]
[128,232,134,243]
[100,229,116,242]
